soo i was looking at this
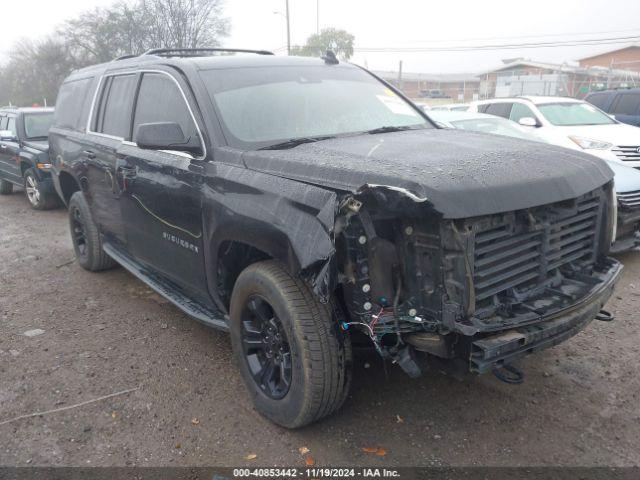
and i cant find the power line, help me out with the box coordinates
[398,28,640,45]
[355,34,640,53]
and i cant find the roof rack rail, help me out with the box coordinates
[114,54,138,61]
[143,48,274,57]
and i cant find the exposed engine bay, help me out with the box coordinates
[334,181,622,376]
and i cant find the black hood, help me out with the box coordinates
[242,129,614,219]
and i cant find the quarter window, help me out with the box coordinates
[94,74,138,139]
[54,78,93,130]
[0,115,7,130]
[483,102,513,119]
[132,73,201,152]
[611,93,640,116]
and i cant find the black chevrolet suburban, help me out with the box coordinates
[0,107,58,209]
[50,48,622,428]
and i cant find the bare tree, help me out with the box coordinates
[141,0,230,49]
[0,38,76,106]
[0,0,230,106]
[60,0,229,63]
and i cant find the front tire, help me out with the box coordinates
[24,169,57,210]
[0,179,13,195]
[230,260,352,428]
[68,191,116,271]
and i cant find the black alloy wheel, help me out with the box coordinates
[230,260,352,428]
[67,192,116,271]
[71,205,88,258]
[241,295,292,400]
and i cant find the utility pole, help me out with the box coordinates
[397,60,403,92]
[316,0,320,34]
[286,0,291,55]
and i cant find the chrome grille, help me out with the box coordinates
[617,190,640,209]
[612,146,640,162]
[473,193,601,303]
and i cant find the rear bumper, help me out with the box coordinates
[469,259,622,374]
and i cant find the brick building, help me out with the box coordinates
[374,71,480,101]
[479,58,640,99]
[578,44,640,72]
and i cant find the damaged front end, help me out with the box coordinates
[333,181,623,377]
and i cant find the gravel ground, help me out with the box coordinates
[1,190,639,467]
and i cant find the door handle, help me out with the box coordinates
[0,144,6,149]
[83,150,96,159]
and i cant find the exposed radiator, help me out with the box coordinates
[473,192,601,304]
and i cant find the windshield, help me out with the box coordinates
[537,102,615,126]
[23,112,54,139]
[200,65,430,148]
[449,117,537,140]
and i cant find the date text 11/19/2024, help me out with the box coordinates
[231,468,401,478]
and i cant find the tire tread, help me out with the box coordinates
[233,260,351,428]
[68,191,116,271]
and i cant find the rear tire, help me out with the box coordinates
[230,260,352,428]
[23,169,57,210]
[68,191,116,271]
[0,179,13,195]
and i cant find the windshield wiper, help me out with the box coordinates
[259,135,335,150]
[366,125,422,134]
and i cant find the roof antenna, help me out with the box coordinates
[321,50,339,65]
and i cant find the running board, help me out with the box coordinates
[102,243,228,331]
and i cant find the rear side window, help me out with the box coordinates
[94,74,138,139]
[586,93,610,110]
[132,73,201,151]
[611,93,640,116]
[483,103,513,119]
[54,78,92,130]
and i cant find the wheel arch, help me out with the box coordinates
[20,160,33,177]
[212,222,315,310]
[58,170,81,204]
[204,170,340,312]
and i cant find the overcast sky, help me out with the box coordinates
[2,0,640,74]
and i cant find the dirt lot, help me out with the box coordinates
[1,190,640,468]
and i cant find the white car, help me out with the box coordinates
[429,110,640,252]
[469,96,640,168]
[430,103,470,112]
[413,102,431,112]
[427,110,535,139]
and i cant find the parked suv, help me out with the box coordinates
[50,49,622,428]
[585,88,640,127]
[0,107,58,209]
[470,96,640,168]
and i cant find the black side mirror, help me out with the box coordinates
[135,122,201,155]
